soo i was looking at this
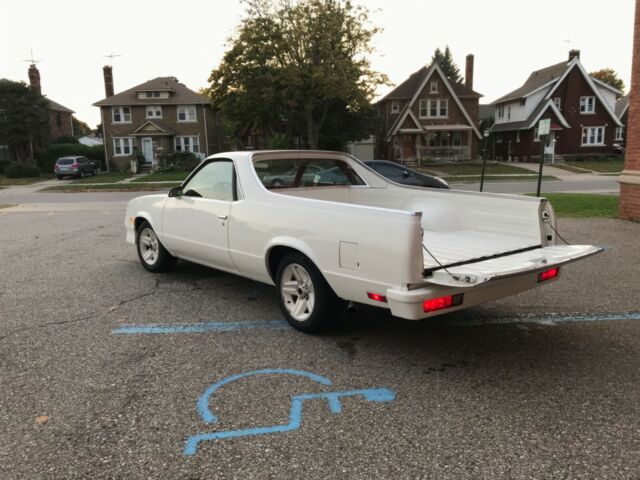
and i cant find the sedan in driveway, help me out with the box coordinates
[55,156,98,179]
[363,160,449,189]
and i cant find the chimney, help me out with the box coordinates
[569,49,581,61]
[465,54,474,90]
[28,64,41,96]
[103,65,114,97]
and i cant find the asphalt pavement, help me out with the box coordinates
[1,193,639,479]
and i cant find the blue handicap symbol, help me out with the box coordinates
[184,368,395,456]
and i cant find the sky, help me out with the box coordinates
[1,0,634,128]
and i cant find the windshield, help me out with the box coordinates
[254,158,365,188]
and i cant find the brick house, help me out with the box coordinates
[28,64,74,139]
[615,94,629,145]
[93,67,222,169]
[491,50,623,161]
[375,55,483,163]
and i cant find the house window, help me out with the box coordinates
[553,97,562,110]
[175,136,200,153]
[145,91,161,98]
[507,106,511,120]
[534,127,540,142]
[177,105,197,122]
[581,126,605,146]
[146,105,163,119]
[112,106,131,123]
[391,101,399,113]
[430,81,438,93]
[580,96,595,114]
[452,132,462,147]
[516,131,520,143]
[615,126,624,141]
[496,104,504,119]
[421,99,448,118]
[113,137,134,156]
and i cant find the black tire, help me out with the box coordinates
[275,252,343,333]
[79,170,85,179]
[93,168,98,176]
[136,221,177,273]
[56,175,63,180]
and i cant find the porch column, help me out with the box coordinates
[620,0,640,220]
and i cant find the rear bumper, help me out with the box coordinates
[386,268,556,320]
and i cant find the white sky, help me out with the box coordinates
[0,0,634,128]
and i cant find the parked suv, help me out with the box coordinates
[55,156,98,179]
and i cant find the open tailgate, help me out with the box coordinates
[425,245,603,288]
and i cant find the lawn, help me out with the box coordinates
[418,163,535,177]
[72,171,133,184]
[526,193,619,218]
[135,170,190,182]
[0,175,53,186]
[39,182,180,193]
[565,159,624,173]
[551,164,590,173]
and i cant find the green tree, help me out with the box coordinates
[208,0,388,149]
[72,117,92,137]
[590,68,625,95]
[0,79,50,162]
[431,46,462,83]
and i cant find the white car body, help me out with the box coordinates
[125,150,601,320]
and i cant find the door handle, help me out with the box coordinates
[218,215,228,220]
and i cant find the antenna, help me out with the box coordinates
[22,48,41,65]
[103,53,122,66]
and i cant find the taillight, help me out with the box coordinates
[367,291,387,303]
[71,163,79,169]
[423,293,463,313]
[538,267,559,282]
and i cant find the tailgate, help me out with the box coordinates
[425,245,602,287]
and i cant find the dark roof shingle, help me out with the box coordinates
[46,97,74,113]
[93,77,210,106]
[381,65,482,101]
[493,61,569,104]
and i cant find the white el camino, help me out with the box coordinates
[125,150,601,332]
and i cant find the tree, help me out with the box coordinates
[590,68,625,95]
[0,79,50,162]
[72,117,92,137]
[207,0,388,149]
[431,46,462,83]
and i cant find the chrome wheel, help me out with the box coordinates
[280,263,315,322]
[138,227,160,265]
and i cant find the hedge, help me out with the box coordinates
[4,162,41,178]
[36,144,105,173]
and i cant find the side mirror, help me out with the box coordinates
[168,186,183,198]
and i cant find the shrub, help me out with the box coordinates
[0,160,11,174]
[36,144,105,173]
[4,162,41,178]
[110,157,131,173]
[158,151,200,171]
[52,135,79,144]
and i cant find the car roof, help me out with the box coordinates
[57,156,82,160]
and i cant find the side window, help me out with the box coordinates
[182,161,234,201]
[374,164,403,177]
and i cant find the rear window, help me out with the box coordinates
[253,158,365,188]
[56,158,74,165]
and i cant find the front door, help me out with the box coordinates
[161,160,237,271]
[401,135,415,161]
[141,137,154,164]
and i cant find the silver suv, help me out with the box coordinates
[55,156,98,179]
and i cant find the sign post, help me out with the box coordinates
[536,119,551,197]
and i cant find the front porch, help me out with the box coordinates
[390,129,473,165]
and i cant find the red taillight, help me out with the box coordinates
[367,291,387,303]
[71,163,79,169]
[538,267,559,282]
[423,294,463,313]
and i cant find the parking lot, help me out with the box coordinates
[1,196,640,479]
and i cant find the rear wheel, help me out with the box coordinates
[276,252,343,333]
[136,221,177,273]
[92,168,98,176]
[56,175,63,180]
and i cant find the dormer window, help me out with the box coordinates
[145,91,161,98]
[430,80,438,93]
[391,101,399,113]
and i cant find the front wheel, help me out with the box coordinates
[276,252,343,333]
[136,221,177,273]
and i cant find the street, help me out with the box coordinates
[1,191,639,479]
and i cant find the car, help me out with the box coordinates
[363,160,449,189]
[613,143,625,155]
[54,156,98,179]
[259,165,325,186]
[125,150,601,333]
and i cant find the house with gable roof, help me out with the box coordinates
[491,50,623,161]
[375,54,483,163]
[615,93,629,146]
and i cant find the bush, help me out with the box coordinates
[4,162,41,178]
[158,151,200,171]
[52,135,79,144]
[0,160,11,174]
[36,144,105,173]
[110,157,131,173]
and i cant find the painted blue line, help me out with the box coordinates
[197,369,333,424]
[111,319,288,335]
[452,311,640,326]
[184,387,395,456]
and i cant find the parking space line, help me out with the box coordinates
[450,311,640,326]
[112,320,287,334]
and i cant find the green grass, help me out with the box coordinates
[526,193,619,218]
[135,170,190,182]
[551,164,590,173]
[0,175,53,186]
[450,175,556,183]
[418,163,534,177]
[72,171,133,184]
[39,182,180,193]
[566,159,624,173]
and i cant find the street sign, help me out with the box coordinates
[538,118,551,136]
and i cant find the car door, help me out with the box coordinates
[161,160,237,271]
